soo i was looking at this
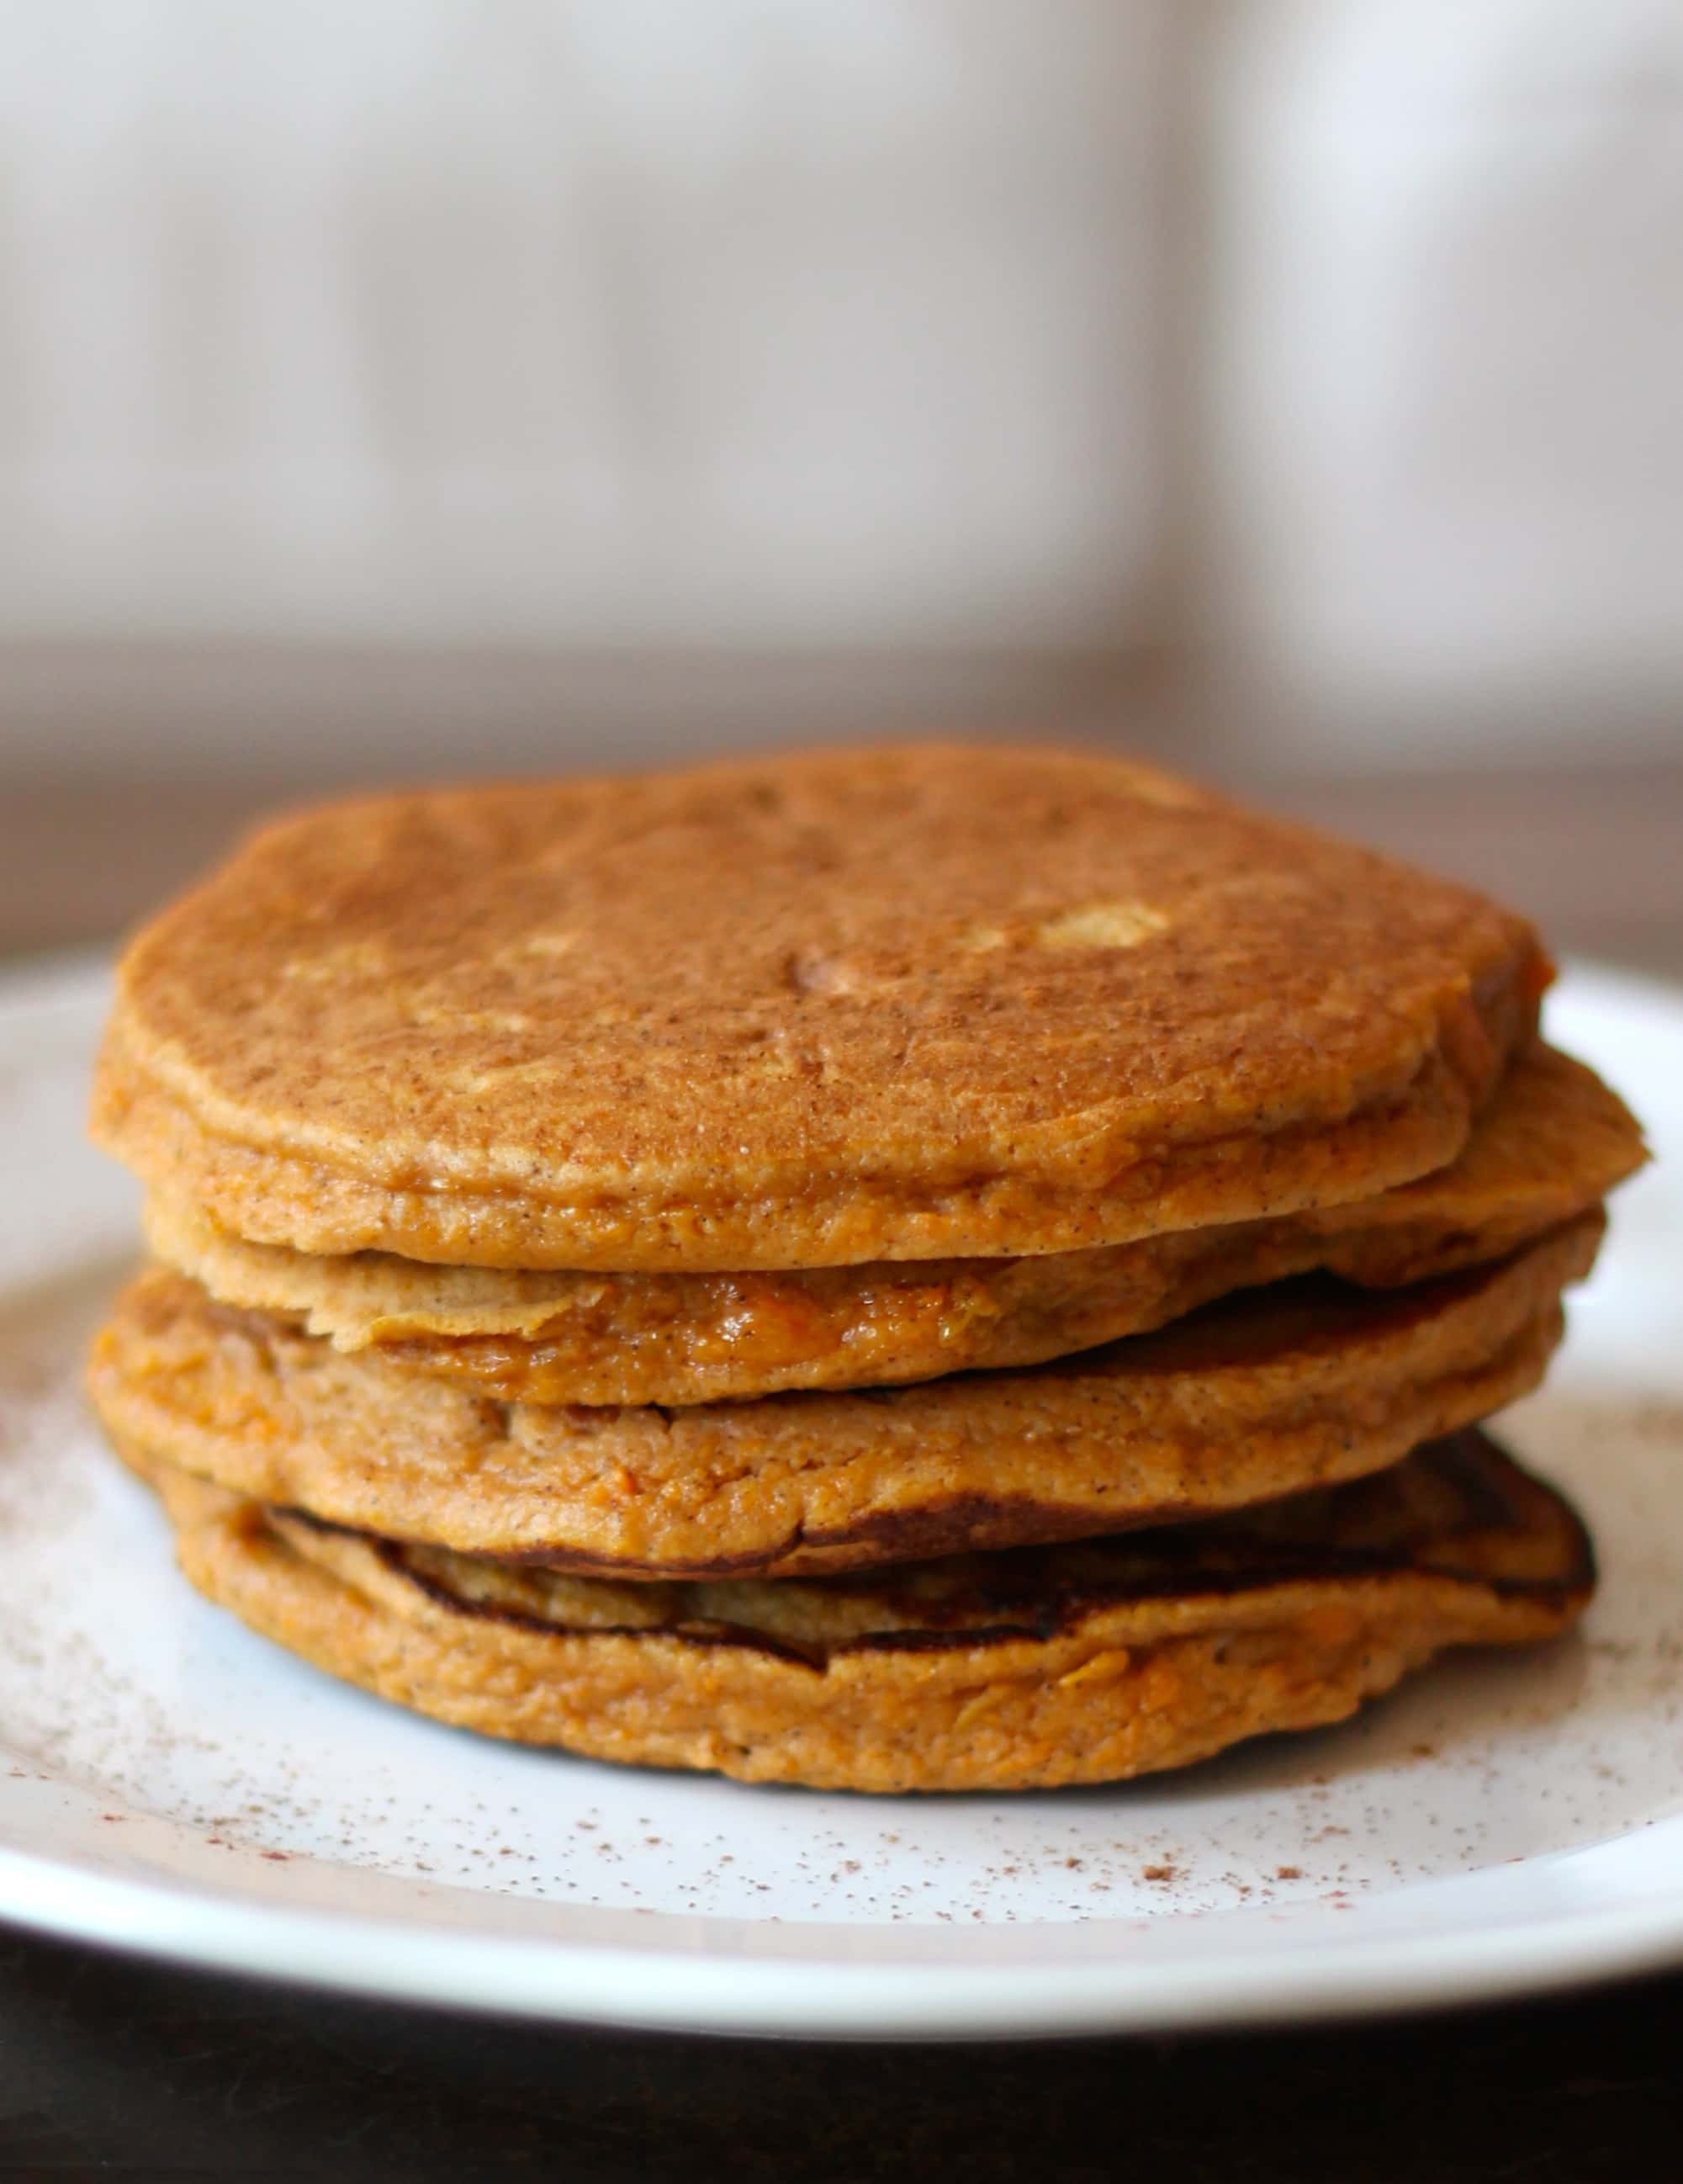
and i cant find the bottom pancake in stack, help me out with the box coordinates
[117,1430,1588,1794]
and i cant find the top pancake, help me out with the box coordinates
[93,744,1548,1272]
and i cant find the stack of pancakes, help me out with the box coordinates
[87,746,1644,1792]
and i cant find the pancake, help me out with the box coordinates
[140,1044,1642,1406]
[93,745,1548,1272]
[88,1216,1599,1579]
[122,1430,1593,1793]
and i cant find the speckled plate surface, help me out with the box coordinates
[0,954,1680,2040]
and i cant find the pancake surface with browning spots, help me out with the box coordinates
[140,1045,1642,1405]
[88,1217,1599,1578]
[92,745,1548,1270]
[124,1431,1594,1793]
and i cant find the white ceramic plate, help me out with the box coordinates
[1,953,1680,2041]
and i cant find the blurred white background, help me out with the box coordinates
[3,2,1164,663]
[0,0,1678,948]
[1204,0,1683,764]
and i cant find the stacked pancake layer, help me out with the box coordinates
[87,745,1645,1792]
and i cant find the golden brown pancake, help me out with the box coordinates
[140,1045,1641,1405]
[123,1430,1593,1793]
[93,745,1548,1272]
[88,1217,1598,1579]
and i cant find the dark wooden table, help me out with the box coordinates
[3,750,1680,2183]
[3,1931,1680,2181]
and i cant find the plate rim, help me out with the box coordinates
[4,1825,1683,2039]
